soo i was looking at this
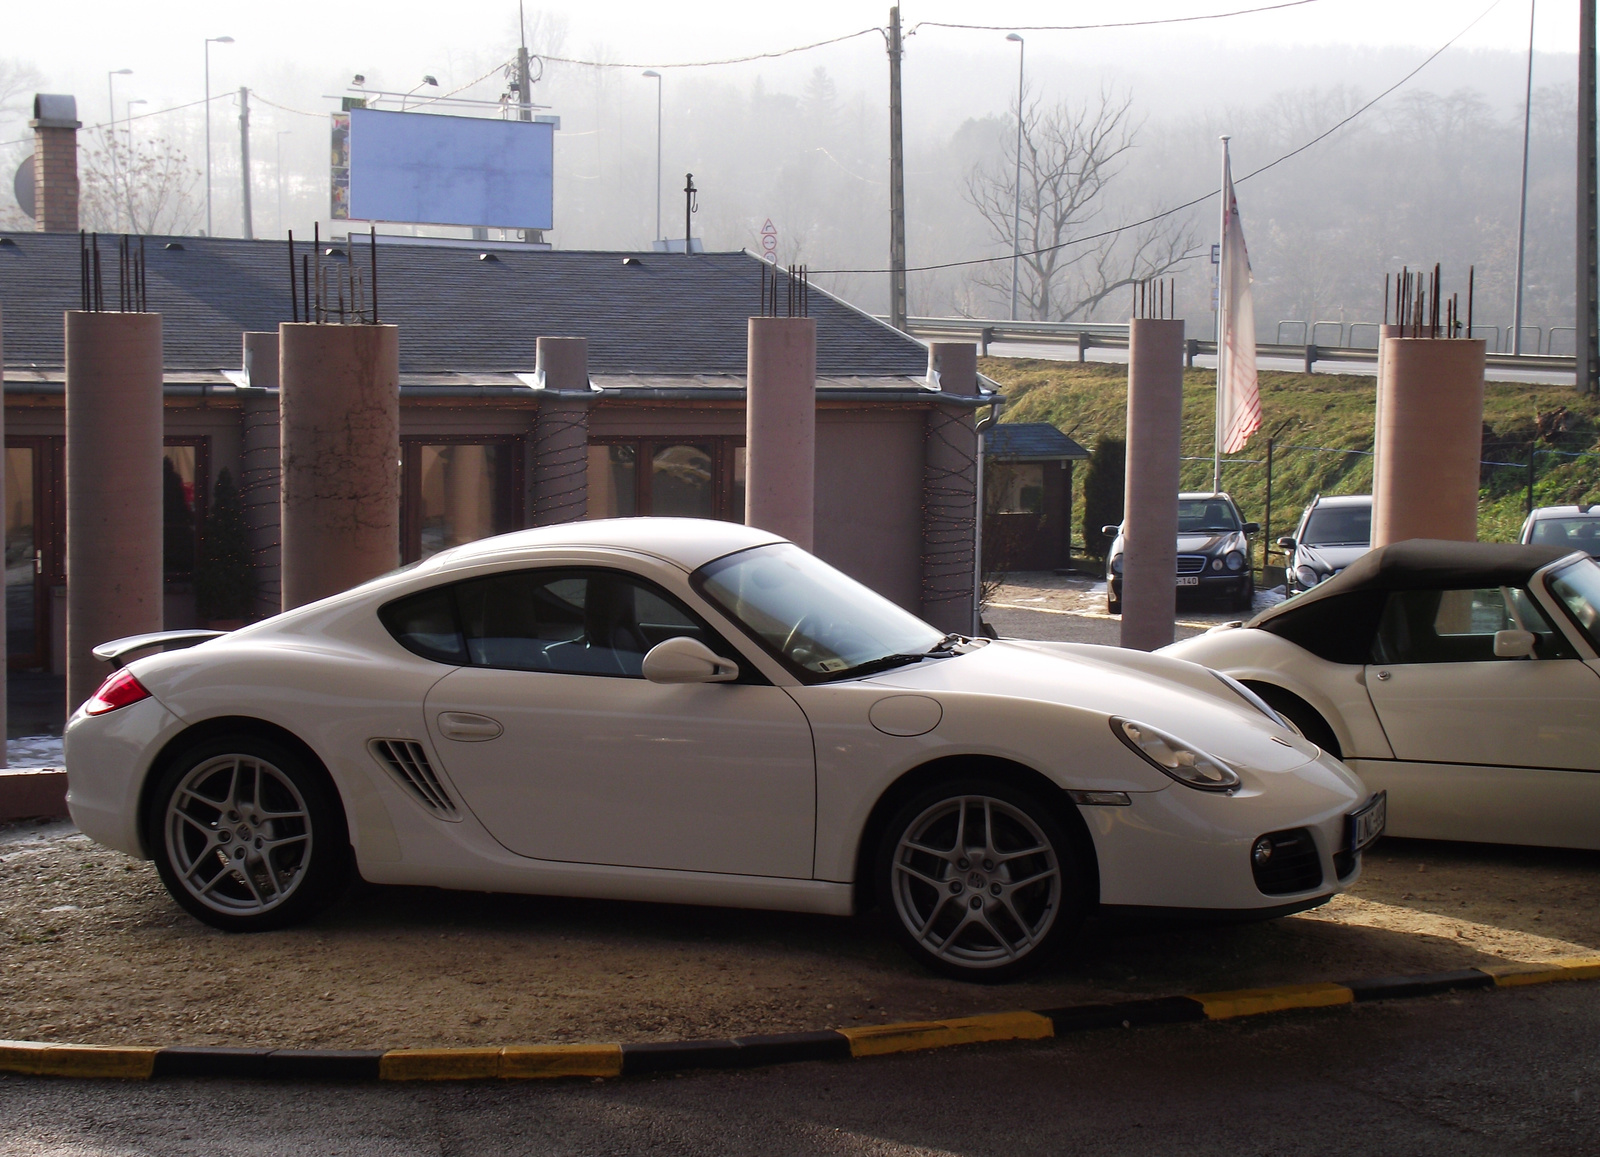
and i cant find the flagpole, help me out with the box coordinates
[1215,135,1230,495]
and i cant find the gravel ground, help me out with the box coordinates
[2,819,1594,1052]
[5,589,1589,1053]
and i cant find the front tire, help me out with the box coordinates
[146,736,351,932]
[875,780,1088,982]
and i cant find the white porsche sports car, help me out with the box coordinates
[66,519,1378,981]
[1165,539,1600,852]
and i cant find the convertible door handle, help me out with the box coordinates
[438,712,504,741]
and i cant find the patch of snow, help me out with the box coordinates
[7,735,64,768]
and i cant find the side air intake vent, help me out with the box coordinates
[369,739,459,819]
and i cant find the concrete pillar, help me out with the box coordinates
[927,342,978,394]
[65,311,163,712]
[1373,338,1486,546]
[1370,324,1403,496]
[279,323,400,610]
[921,402,978,634]
[745,317,817,550]
[531,337,592,526]
[0,309,7,761]
[30,95,80,233]
[1121,319,1185,651]
[240,332,281,618]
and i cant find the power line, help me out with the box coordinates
[536,28,883,70]
[811,0,1505,276]
[0,92,229,151]
[913,0,1327,34]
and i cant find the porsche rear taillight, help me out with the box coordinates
[84,669,152,715]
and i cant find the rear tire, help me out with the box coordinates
[875,779,1088,982]
[146,735,352,932]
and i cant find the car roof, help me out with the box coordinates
[1178,492,1236,502]
[1529,505,1600,519]
[429,517,786,573]
[1307,494,1371,508]
[1249,538,1577,629]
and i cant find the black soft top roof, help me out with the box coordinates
[1250,539,1579,631]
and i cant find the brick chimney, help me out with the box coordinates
[30,94,80,233]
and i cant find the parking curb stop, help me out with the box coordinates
[3,957,1595,1084]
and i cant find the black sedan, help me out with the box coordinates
[1104,492,1258,615]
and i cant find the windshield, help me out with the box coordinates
[1548,558,1600,651]
[1303,503,1371,547]
[695,543,948,680]
[1530,517,1600,557]
[1177,499,1239,533]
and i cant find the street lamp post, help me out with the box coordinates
[401,76,438,111]
[107,69,132,231]
[643,70,662,241]
[1513,0,1537,353]
[1007,33,1025,322]
[277,130,291,237]
[204,35,234,238]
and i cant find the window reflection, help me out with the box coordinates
[163,446,198,576]
[406,441,521,561]
[651,444,714,517]
[587,444,637,519]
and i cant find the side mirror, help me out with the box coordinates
[1276,536,1297,551]
[1493,629,1536,659]
[1101,525,1121,538]
[641,636,740,684]
[1242,522,1260,534]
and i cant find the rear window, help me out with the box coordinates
[1529,517,1600,555]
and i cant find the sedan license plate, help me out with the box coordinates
[1176,576,1200,586]
[1347,791,1387,853]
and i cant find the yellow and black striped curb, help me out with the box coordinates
[4,957,1597,1083]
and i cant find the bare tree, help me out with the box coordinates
[964,89,1200,321]
[79,128,202,236]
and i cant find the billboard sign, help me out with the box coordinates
[345,107,554,231]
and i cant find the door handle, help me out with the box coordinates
[32,550,41,576]
[438,712,504,741]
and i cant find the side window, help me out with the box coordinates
[459,569,712,678]
[380,586,468,664]
[1372,587,1576,664]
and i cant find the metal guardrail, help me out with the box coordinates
[889,316,1578,373]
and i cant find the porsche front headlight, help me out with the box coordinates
[1111,717,1241,792]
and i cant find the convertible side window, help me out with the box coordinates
[1371,587,1576,664]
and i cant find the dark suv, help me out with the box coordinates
[1104,492,1259,614]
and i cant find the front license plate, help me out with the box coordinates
[1348,791,1387,853]
[1176,576,1200,586]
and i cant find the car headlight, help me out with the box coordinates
[1225,550,1245,572]
[1110,717,1241,792]
[1109,554,1123,574]
[1295,565,1322,588]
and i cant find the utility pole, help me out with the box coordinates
[516,3,545,244]
[239,87,253,240]
[684,172,697,256]
[887,5,907,331]
[1580,0,1598,392]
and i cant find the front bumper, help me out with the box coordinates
[1078,754,1364,912]
[1108,573,1251,599]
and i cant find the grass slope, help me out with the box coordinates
[980,358,1600,566]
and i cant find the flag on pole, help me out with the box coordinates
[1217,155,1260,454]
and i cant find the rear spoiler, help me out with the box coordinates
[92,630,228,668]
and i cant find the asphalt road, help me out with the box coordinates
[4,983,1598,1156]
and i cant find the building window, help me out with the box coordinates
[401,439,524,563]
[163,438,210,578]
[587,438,745,521]
[991,462,1044,515]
